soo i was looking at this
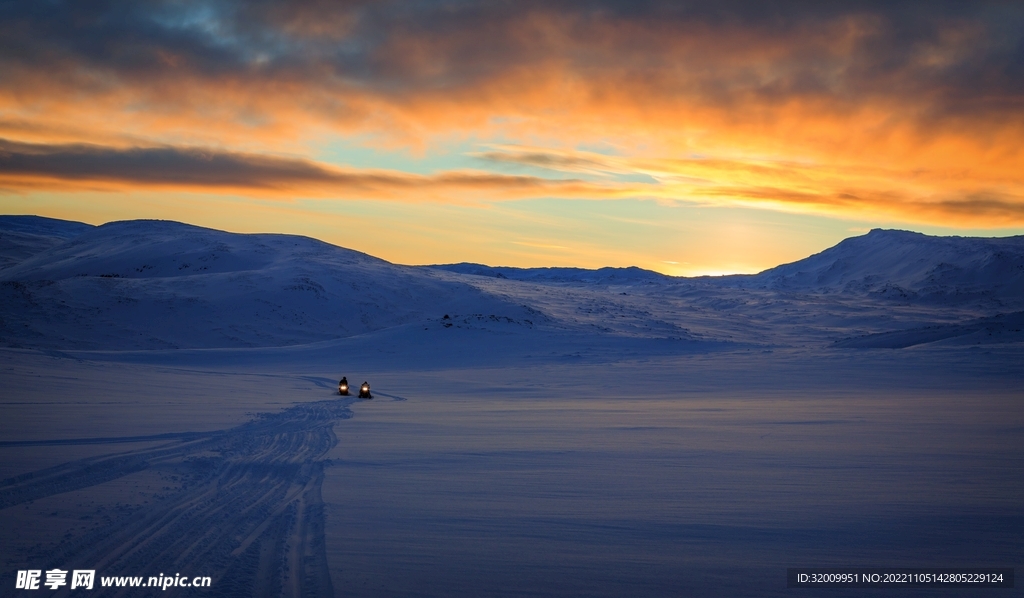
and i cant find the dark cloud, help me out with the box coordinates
[0,139,340,188]
[474,151,613,173]
[931,194,1024,222]
[0,138,583,197]
[2,0,1022,227]
[2,0,1021,114]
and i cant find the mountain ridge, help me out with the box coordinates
[735,228,1024,304]
[4,217,1023,288]
[2,216,1022,351]
[0,215,96,270]
[0,217,538,350]
[427,263,670,284]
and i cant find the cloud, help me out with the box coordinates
[471,145,1024,226]
[4,139,1022,227]
[1,1,1022,228]
[4,1,1022,141]
[0,139,619,202]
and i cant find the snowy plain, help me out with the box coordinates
[0,216,1022,596]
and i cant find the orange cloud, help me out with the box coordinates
[1,2,1022,228]
[0,139,633,203]
[4,139,1022,227]
[473,145,1024,226]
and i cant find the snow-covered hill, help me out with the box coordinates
[1,217,1021,351]
[834,310,1024,348]
[430,263,670,284]
[0,215,94,270]
[734,229,1024,305]
[0,219,540,350]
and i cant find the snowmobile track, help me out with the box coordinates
[0,399,351,597]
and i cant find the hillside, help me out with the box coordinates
[0,219,538,350]
[429,263,670,284]
[1,217,1022,352]
[0,215,94,270]
[736,229,1024,305]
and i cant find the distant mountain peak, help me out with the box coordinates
[746,228,1024,302]
[427,263,670,284]
[0,215,94,237]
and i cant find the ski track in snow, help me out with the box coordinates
[2,218,1023,595]
[0,399,351,598]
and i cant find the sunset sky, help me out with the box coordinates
[2,1,1023,275]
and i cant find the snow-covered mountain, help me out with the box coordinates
[1,217,1021,351]
[735,229,1024,305]
[0,215,94,270]
[430,263,670,284]
[0,218,539,350]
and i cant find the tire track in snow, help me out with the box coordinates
[0,399,351,597]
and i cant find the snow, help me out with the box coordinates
[0,219,538,350]
[728,228,1024,305]
[430,262,671,284]
[0,215,94,270]
[0,217,1021,596]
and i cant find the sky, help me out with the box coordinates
[2,1,1024,275]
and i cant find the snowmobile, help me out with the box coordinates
[338,377,349,396]
[358,381,373,399]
